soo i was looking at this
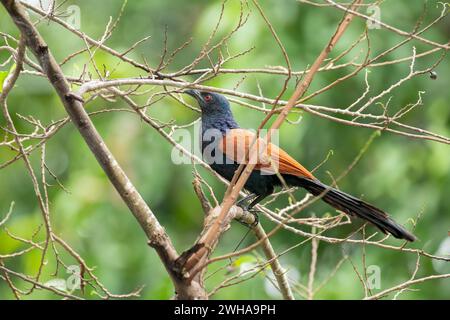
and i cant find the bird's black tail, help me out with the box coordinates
[288,176,416,241]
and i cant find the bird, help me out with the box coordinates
[185,89,416,242]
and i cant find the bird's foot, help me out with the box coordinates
[247,209,259,227]
[236,203,259,228]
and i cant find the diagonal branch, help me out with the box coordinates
[0,0,206,300]
[181,0,364,283]
[323,0,450,50]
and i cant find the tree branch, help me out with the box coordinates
[0,0,207,300]
[181,0,364,281]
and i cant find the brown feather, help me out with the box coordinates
[219,129,314,179]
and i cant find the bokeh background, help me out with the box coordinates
[0,0,449,299]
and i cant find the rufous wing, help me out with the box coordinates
[218,128,314,179]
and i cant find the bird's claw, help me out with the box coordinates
[247,209,259,227]
[236,204,259,228]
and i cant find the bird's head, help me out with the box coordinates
[184,89,231,115]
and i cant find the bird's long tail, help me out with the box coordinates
[288,177,416,241]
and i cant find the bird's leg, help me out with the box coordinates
[247,194,267,210]
[244,194,270,227]
[236,193,267,228]
[236,193,258,210]
[236,193,259,228]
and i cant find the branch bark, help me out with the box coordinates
[3,0,443,300]
[181,0,364,281]
[0,0,206,300]
[253,224,295,300]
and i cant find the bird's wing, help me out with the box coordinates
[218,128,314,179]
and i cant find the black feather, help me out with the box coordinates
[287,176,416,242]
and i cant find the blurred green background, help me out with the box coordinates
[0,0,449,299]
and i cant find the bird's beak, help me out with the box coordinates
[184,89,203,104]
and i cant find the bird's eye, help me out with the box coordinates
[204,94,212,102]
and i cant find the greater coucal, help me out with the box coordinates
[185,89,416,241]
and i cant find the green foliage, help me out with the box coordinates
[0,0,448,299]
[0,71,8,92]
